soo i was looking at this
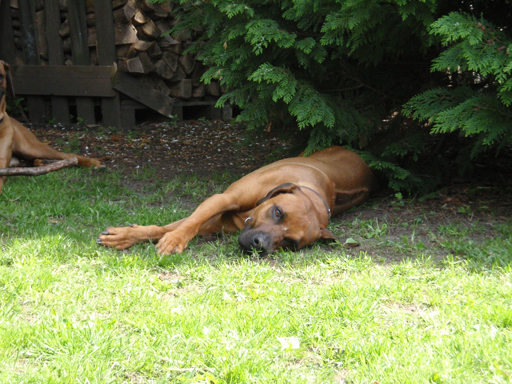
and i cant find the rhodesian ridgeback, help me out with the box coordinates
[98,146,377,254]
[0,60,101,194]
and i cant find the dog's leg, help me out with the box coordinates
[196,210,249,235]
[154,193,242,254]
[0,124,14,193]
[332,188,373,216]
[98,209,248,251]
[97,222,182,250]
[11,118,100,167]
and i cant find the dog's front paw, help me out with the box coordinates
[156,231,189,254]
[86,158,102,168]
[97,225,139,250]
[76,156,103,168]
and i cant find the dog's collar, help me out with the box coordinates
[299,185,332,221]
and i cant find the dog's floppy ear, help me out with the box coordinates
[320,228,338,242]
[6,63,14,98]
[1,60,15,98]
[257,183,299,205]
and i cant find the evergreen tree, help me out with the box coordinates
[167,0,512,192]
[404,12,512,165]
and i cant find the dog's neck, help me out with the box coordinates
[299,185,331,222]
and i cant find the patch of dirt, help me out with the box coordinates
[31,120,290,179]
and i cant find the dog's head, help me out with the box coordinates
[0,60,14,120]
[238,183,337,254]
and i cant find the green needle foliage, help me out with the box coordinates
[404,12,512,161]
[165,0,511,192]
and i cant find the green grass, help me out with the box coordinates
[0,169,511,383]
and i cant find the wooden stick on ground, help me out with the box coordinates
[0,157,78,176]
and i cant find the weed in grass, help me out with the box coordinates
[131,166,158,181]
[438,223,472,237]
[357,218,388,239]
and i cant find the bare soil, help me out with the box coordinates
[31,120,288,178]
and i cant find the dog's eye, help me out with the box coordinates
[274,207,282,218]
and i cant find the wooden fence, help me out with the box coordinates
[0,0,230,129]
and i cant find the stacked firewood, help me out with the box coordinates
[8,0,221,100]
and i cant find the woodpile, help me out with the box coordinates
[7,0,221,102]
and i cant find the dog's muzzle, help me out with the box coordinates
[238,228,272,254]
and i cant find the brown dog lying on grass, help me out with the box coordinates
[0,60,101,194]
[98,146,377,255]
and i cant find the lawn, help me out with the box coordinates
[0,167,511,383]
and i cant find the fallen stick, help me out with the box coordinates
[0,157,78,176]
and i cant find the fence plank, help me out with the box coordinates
[10,65,116,97]
[113,72,175,118]
[44,0,70,124]
[94,0,122,129]
[18,0,46,125]
[68,0,95,124]
[0,0,17,64]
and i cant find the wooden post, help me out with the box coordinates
[44,0,70,125]
[94,0,122,129]
[0,0,17,64]
[18,0,46,125]
[68,0,96,125]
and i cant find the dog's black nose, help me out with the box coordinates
[251,234,266,248]
[238,230,271,253]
